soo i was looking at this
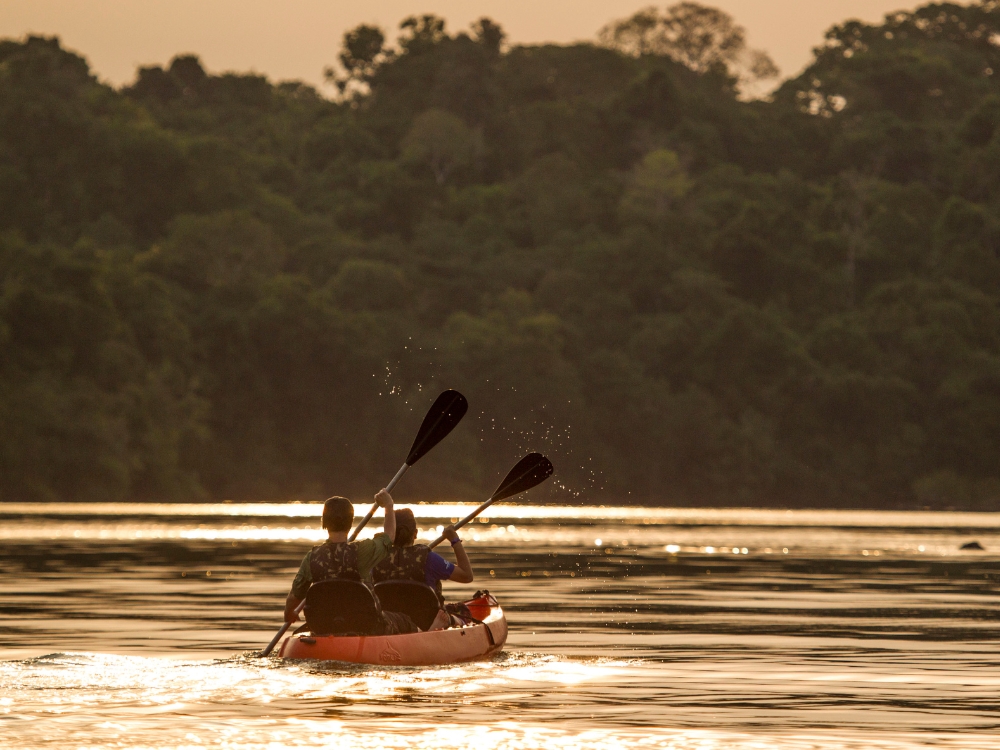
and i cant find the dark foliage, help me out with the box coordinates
[4,2,1000,509]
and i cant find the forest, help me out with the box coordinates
[3,2,1000,509]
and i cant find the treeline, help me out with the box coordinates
[3,2,1000,508]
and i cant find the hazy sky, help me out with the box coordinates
[1,1,932,91]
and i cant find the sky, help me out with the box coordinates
[0,1,939,92]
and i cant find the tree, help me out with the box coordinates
[326,24,390,95]
[472,18,506,55]
[401,108,480,184]
[598,2,778,92]
[399,15,448,54]
[619,149,691,223]
[777,1,1000,120]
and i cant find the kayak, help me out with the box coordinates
[277,593,507,665]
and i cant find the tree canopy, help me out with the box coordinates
[3,2,1000,509]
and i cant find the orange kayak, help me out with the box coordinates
[277,594,507,666]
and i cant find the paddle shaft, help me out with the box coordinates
[427,452,553,548]
[428,495,502,549]
[261,600,305,657]
[348,390,466,542]
[348,463,409,541]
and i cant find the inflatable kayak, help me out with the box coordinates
[278,591,507,665]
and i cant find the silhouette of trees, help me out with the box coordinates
[4,3,1000,509]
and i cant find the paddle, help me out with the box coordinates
[349,389,468,542]
[428,453,554,549]
[260,389,467,657]
[260,599,307,657]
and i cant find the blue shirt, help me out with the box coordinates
[425,550,455,589]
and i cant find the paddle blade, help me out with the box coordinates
[490,453,554,502]
[405,390,468,466]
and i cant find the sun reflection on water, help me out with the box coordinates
[9,652,992,749]
[0,652,651,749]
[0,519,993,559]
[5,502,1000,528]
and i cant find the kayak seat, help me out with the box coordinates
[304,579,382,636]
[374,580,441,631]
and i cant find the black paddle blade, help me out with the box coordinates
[405,389,468,466]
[490,453,554,502]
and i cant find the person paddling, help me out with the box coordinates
[372,508,474,629]
[283,490,418,635]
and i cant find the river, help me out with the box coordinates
[2,503,999,749]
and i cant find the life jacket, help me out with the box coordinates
[372,544,443,602]
[309,540,361,583]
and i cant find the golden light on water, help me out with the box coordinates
[6,503,1000,528]
[0,516,991,558]
[3,504,1000,559]
[1,653,647,750]
[5,651,995,749]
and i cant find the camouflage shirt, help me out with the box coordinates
[371,544,444,602]
[290,533,392,599]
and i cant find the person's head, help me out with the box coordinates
[393,508,417,546]
[322,496,354,533]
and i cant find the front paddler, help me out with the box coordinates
[283,490,418,635]
[372,508,474,630]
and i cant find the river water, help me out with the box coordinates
[2,502,1000,749]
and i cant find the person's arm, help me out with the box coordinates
[284,550,312,622]
[443,525,474,583]
[284,593,302,623]
[377,488,395,541]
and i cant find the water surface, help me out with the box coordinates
[2,503,999,749]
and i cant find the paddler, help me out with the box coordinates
[283,490,418,634]
[372,508,474,629]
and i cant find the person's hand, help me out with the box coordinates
[284,606,300,624]
[443,525,460,543]
[375,489,393,508]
